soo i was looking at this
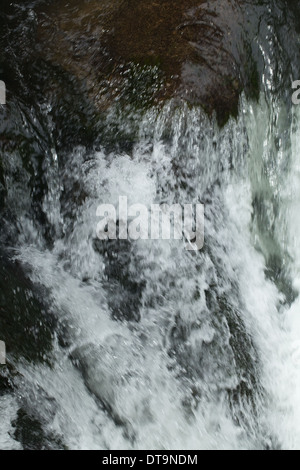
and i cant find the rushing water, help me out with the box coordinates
[1,0,300,450]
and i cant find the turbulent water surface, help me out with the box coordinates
[1,0,300,450]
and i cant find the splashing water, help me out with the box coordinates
[0,93,295,449]
[1,0,300,451]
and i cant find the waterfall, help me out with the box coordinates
[1,0,300,450]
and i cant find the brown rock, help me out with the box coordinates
[36,0,252,124]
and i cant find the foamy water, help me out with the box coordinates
[0,95,295,449]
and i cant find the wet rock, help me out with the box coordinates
[0,251,55,364]
[12,407,65,450]
[70,336,140,432]
[35,0,259,125]
[93,237,145,322]
[0,156,6,211]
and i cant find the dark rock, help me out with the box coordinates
[35,0,259,125]
[0,251,55,364]
[12,407,65,450]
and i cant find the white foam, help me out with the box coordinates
[6,97,300,450]
[0,395,22,450]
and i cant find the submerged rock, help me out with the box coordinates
[70,336,142,431]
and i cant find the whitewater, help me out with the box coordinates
[0,92,298,449]
[1,0,300,451]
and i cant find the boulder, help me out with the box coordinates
[36,0,259,125]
